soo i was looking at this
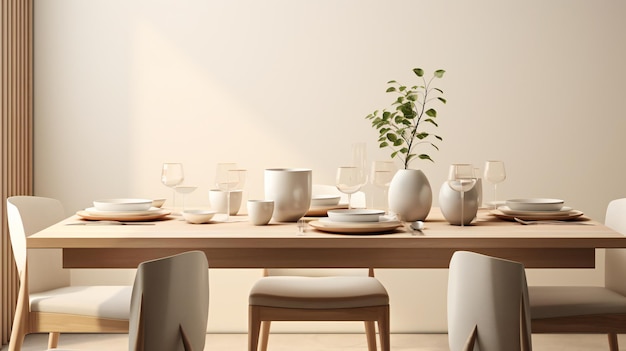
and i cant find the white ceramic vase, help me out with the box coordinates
[388,169,432,221]
[264,168,312,222]
[439,181,479,226]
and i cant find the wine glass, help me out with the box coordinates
[447,164,477,227]
[484,161,506,209]
[371,161,396,212]
[336,166,362,210]
[352,142,369,188]
[215,163,246,221]
[161,163,184,214]
[175,186,197,216]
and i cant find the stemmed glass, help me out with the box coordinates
[161,163,184,214]
[175,186,197,215]
[352,142,369,189]
[215,163,246,221]
[447,164,477,227]
[336,166,362,210]
[371,161,395,212]
[484,161,506,209]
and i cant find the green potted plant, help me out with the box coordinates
[365,67,446,221]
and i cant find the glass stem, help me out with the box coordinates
[172,188,177,214]
[347,194,352,210]
[494,184,498,209]
[225,191,231,221]
[460,191,465,227]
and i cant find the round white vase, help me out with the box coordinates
[439,181,479,226]
[264,168,312,222]
[388,169,432,221]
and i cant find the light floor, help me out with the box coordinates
[2,333,625,351]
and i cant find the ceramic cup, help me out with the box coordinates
[264,168,312,222]
[247,200,274,226]
[208,189,242,215]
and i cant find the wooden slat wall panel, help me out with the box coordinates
[1,0,33,345]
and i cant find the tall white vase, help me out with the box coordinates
[388,169,432,221]
[264,168,312,222]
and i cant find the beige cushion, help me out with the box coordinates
[249,276,389,309]
[529,286,626,319]
[30,285,132,320]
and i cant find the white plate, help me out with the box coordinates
[84,207,163,216]
[327,209,385,222]
[93,198,153,211]
[505,198,564,212]
[309,218,402,234]
[77,208,171,221]
[490,209,584,221]
[498,206,573,217]
[311,195,341,207]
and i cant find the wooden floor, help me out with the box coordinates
[2,333,625,350]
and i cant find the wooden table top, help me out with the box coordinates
[27,208,626,269]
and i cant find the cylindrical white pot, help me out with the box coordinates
[388,169,432,221]
[264,168,312,222]
[439,181,479,226]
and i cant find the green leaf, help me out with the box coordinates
[407,94,418,102]
[434,88,444,94]
[393,139,404,146]
[413,68,424,77]
[438,97,447,104]
[415,132,429,140]
[386,87,396,93]
[434,69,445,78]
[387,80,397,84]
[418,154,434,162]
[424,118,438,127]
[399,86,407,92]
[425,108,437,117]
[380,141,389,148]
[391,151,398,158]
[386,133,398,142]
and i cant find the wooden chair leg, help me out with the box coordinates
[248,306,262,351]
[364,321,377,351]
[608,333,619,351]
[378,307,391,351]
[259,321,271,351]
[9,280,29,351]
[48,332,60,349]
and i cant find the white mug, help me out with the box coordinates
[247,200,274,226]
[209,189,242,215]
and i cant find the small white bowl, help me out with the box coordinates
[506,198,564,212]
[93,198,153,212]
[182,210,216,224]
[152,198,166,208]
[311,195,341,207]
[327,209,385,222]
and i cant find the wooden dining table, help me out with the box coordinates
[26,208,626,269]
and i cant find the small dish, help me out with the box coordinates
[311,195,341,207]
[152,198,166,208]
[182,210,216,224]
[506,198,564,212]
[327,209,385,223]
[93,198,153,212]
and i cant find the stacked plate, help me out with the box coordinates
[308,209,402,234]
[306,195,347,217]
[77,198,171,221]
[491,198,583,221]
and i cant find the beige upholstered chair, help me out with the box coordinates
[448,251,532,351]
[7,196,132,351]
[529,198,626,351]
[50,251,209,351]
[248,268,390,351]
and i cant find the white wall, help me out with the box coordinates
[33,0,626,333]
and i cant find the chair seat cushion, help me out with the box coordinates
[249,276,389,309]
[30,285,132,320]
[529,286,626,319]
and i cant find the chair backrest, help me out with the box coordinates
[6,196,70,292]
[605,198,626,295]
[129,251,209,351]
[447,251,532,351]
